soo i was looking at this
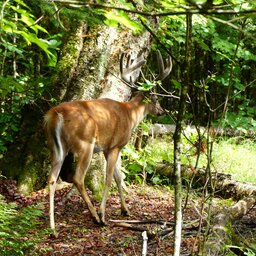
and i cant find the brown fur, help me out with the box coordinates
[44,92,163,232]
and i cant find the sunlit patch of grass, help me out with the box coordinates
[146,136,256,184]
[148,136,173,163]
[212,138,256,184]
[124,134,256,184]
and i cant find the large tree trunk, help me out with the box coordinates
[0,22,153,195]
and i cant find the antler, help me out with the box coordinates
[120,51,146,88]
[155,50,172,81]
[120,50,172,88]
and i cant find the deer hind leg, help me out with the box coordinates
[99,148,121,225]
[72,143,100,224]
[114,154,130,216]
[48,156,65,234]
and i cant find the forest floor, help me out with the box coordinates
[36,184,196,256]
[1,179,256,255]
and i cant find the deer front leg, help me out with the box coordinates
[114,154,130,216]
[73,144,101,224]
[99,148,121,225]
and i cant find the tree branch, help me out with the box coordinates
[51,1,256,17]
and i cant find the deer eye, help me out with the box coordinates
[150,95,157,103]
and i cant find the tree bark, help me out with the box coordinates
[173,13,192,256]
[156,163,256,198]
[0,22,153,195]
[204,197,255,256]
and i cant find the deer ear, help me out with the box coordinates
[150,94,157,103]
[131,91,145,99]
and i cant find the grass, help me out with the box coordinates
[130,135,256,184]
[212,138,256,183]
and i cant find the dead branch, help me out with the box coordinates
[111,222,148,232]
[110,218,200,240]
[52,1,256,17]
[109,219,174,225]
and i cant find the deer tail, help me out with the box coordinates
[44,111,65,163]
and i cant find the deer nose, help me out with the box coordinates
[158,107,164,115]
[156,104,164,115]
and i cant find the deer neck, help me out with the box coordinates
[127,96,149,129]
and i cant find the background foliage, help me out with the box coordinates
[0,1,256,254]
[0,0,256,164]
[0,0,60,152]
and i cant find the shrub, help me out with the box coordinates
[0,194,46,255]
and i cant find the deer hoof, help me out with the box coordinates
[95,219,107,226]
[97,212,107,226]
[49,231,58,239]
[121,208,130,216]
[92,215,102,225]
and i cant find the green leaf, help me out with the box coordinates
[10,5,48,35]
[139,121,151,133]
[47,39,62,49]
[12,0,30,9]
[138,80,156,91]
[128,163,142,172]
[233,82,245,91]
[2,43,23,55]
[104,10,141,32]
[20,13,38,33]
[1,23,15,34]
[214,50,235,64]
[18,32,57,66]
[171,79,182,89]
[198,40,210,51]
[146,165,154,174]
[152,176,161,184]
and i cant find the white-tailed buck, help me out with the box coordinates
[44,50,172,234]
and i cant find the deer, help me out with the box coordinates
[44,50,172,235]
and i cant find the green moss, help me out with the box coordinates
[17,145,48,195]
[86,179,105,202]
[18,161,44,195]
[85,169,105,202]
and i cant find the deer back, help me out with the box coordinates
[44,96,148,155]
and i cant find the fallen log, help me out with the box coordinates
[149,124,256,138]
[216,179,256,199]
[155,162,256,199]
[204,197,256,256]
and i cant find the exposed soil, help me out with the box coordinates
[37,185,200,255]
[0,179,255,255]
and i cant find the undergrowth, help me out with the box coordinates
[0,194,47,256]
[122,132,256,185]
[122,136,172,185]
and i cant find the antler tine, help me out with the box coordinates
[155,50,173,81]
[120,51,146,87]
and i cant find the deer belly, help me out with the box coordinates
[93,144,105,153]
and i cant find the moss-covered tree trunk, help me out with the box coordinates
[0,22,153,196]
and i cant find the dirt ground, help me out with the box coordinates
[1,179,255,255]
[37,185,199,256]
